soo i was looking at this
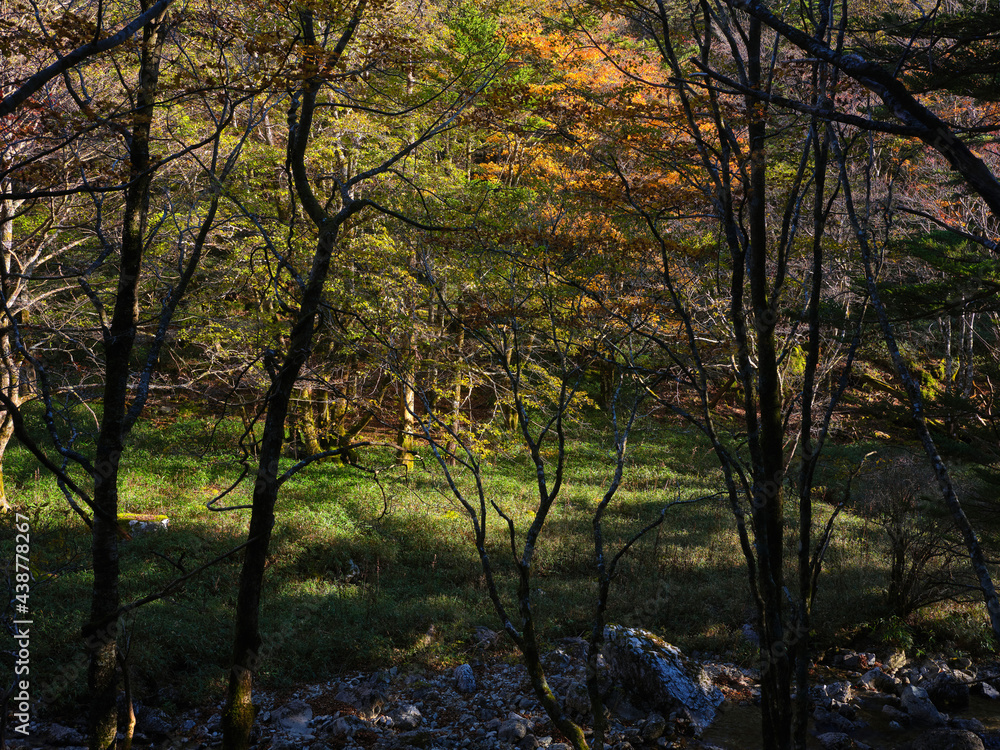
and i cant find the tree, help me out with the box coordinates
[219,2,498,746]
[719,0,1000,649]
[2,1,267,744]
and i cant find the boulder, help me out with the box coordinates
[859,667,900,694]
[911,729,984,750]
[816,733,853,750]
[388,703,422,730]
[926,672,971,712]
[974,681,1000,699]
[900,685,946,727]
[498,716,530,743]
[454,663,477,693]
[273,698,312,734]
[602,624,723,735]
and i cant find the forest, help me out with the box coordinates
[4,0,1000,749]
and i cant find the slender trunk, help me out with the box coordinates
[86,4,167,747]
[297,386,323,455]
[745,17,790,750]
[396,326,416,471]
[223,8,368,740]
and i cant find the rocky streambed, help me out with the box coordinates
[11,628,1000,750]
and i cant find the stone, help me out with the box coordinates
[900,685,946,727]
[499,716,530,743]
[951,718,985,734]
[518,734,539,750]
[926,672,971,712]
[816,733,853,750]
[454,663,477,694]
[975,681,1000,699]
[274,698,313,734]
[882,704,908,723]
[602,624,723,735]
[41,724,85,746]
[818,681,852,704]
[389,703,423,730]
[859,667,899,694]
[136,708,172,739]
[641,713,666,742]
[813,707,856,734]
[911,729,984,750]
[885,649,908,672]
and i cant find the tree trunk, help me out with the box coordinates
[86,4,168,746]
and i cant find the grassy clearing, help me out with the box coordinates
[2,411,997,717]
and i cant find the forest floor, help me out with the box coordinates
[5,413,1000,749]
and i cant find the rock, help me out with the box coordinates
[816,733,853,750]
[499,716,530,743]
[926,672,971,712]
[389,703,423,730]
[841,651,876,671]
[136,708,172,739]
[454,663,477,693]
[900,685,946,727]
[975,681,1000,699]
[817,681,852,704]
[328,715,366,737]
[40,724,85,746]
[885,649,908,672]
[813,707,856,734]
[602,624,723,735]
[882,704,908,723]
[741,623,760,646]
[951,718,985,734]
[274,698,313,734]
[518,734,539,750]
[473,626,500,650]
[912,729,984,750]
[859,667,899,694]
[120,513,169,536]
[641,713,666,742]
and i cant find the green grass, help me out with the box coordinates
[2,412,998,718]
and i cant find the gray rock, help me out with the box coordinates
[859,667,900,694]
[136,708,172,739]
[882,704,908,723]
[927,671,971,711]
[518,734,539,750]
[274,699,313,734]
[951,717,985,733]
[816,733,853,750]
[328,715,366,737]
[901,685,946,726]
[818,681,852,703]
[975,681,1000,699]
[41,724,85,746]
[641,713,666,742]
[602,624,723,735]
[813,707,856,734]
[454,663,477,694]
[912,729,984,750]
[499,717,530,743]
[389,703,423,730]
